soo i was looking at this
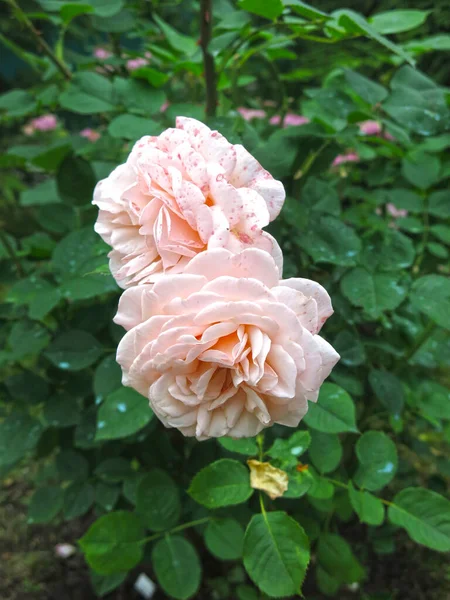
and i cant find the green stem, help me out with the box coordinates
[6,0,72,80]
[324,477,394,507]
[199,0,217,117]
[0,32,45,72]
[412,193,429,275]
[259,491,267,516]
[293,140,331,180]
[140,516,211,545]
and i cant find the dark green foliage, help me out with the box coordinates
[0,1,449,599]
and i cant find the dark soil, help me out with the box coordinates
[1,471,449,600]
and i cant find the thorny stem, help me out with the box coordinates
[0,229,24,278]
[140,516,211,545]
[200,0,217,117]
[7,0,72,80]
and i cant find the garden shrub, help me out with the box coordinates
[0,1,449,598]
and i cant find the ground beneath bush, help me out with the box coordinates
[1,470,448,600]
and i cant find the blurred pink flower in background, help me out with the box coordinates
[80,128,101,142]
[270,113,309,127]
[386,203,408,218]
[332,152,359,167]
[160,101,170,113]
[359,120,382,136]
[94,47,112,60]
[238,107,266,121]
[24,114,58,134]
[126,57,149,71]
[55,543,76,559]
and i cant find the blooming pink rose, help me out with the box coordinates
[238,107,267,121]
[332,152,359,167]
[126,57,149,71]
[80,128,101,142]
[93,117,285,288]
[270,113,309,127]
[94,47,112,60]
[114,248,339,439]
[30,114,57,132]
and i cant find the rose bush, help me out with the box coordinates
[0,1,449,599]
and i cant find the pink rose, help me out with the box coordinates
[30,114,57,132]
[114,248,339,439]
[238,107,267,121]
[93,117,285,288]
[80,128,101,142]
[332,152,359,167]
[126,57,149,71]
[94,47,112,60]
[270,113,309,127]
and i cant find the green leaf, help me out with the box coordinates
[284,469,313,498]
[189,459,253,509]
[383,66,449,136]
[20,179,59,206]
[79,511,145,575]
[113,78,166,114]
[0,413,43,467]
[57,154,96,205]
[96,482,120,511]
[243,512,310,597]
[218,437,258,456]
[304,383,358,434]
[282,0,328,20]
[153,14,198,56]
[60,72,115,114]
[370,10,430,34]
[340,268,408,318]
[429,190,450,219]
[298,215,361,266]
[152,535,201,600]
[45,330,103,371]
[344,69,388,105]
[60,3,93,24]
[362,230,415,272]
[90,572,127,598]
[56,449,89,481]
[418,381,450,421]
[348,481,384,525]
[91,8,136,33]
[401,152,441,190]
[307,468,335,500]
[205,518,244,560]
[52,228,99,276]
[5,372,48,404]
[430,224,450,245]
[302,177,340,216]
[37,203,76,234]
[94,355,122,401]
[130,67,169,88]
[267,430,311,464]
[0,89,36,117]
[410,275,450,330]
[388,488,450,552]
[60,274,117,301]
[369,369,405,414]
[309,431,342,474]
[44,395,81,428]
[333,331,366,367]
[95,458,134,482]
[335,10,414,65]
[28,485,64,524]
[96,387,153,441]
[89,0,124,17]
[317,533,365,585]
[354,431,398,491]
[238,0,283,20]
[136,469,180,531]
[64,481,95,519]
[8,321,51,359]
[108,115,160,140]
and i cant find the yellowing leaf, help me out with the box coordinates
[247,460,289,500]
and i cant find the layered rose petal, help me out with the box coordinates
[93,118,285,287]
[115,248,339,440]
